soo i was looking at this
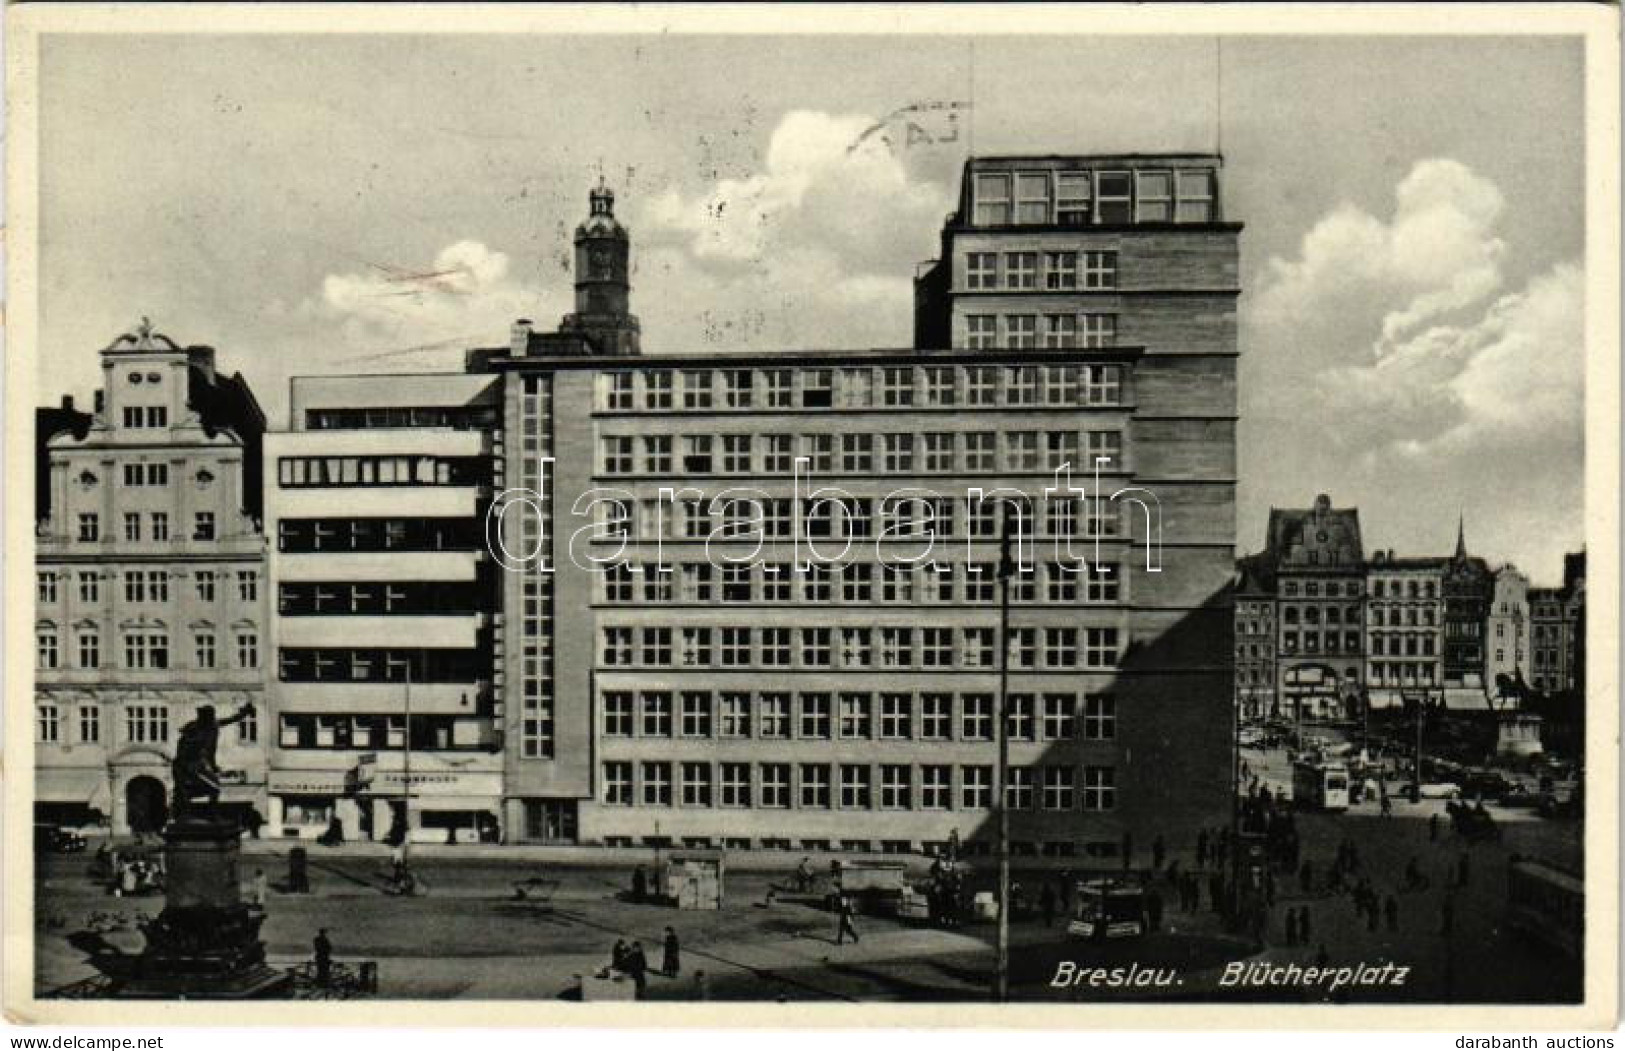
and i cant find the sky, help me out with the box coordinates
[33,33,1586,581]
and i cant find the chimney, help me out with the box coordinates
[510,319,534,356]
[61,395,74,412]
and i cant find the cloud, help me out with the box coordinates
[636,109,954,350]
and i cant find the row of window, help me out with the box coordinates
[36,628,258,671]
[601,561,1122,607]
[1279,631,1363,656]
[276,456,489,489]
[596,364,1126,413]
[599,428,1123,477]
[601,624,1122,671]
[1280,580,1363,598]
[1280,604,1363,627]
[275,517,481,554]
[601,689,1116,743]
[602,759,1117,812]
[277,714,483,751]
[969,167,1217,227]
[276,648,485,684]
[1368,663,1440,686]
[1369,580,1440,599]
[38,569,258,604]
[37,702,258,746]
[963,252,1117,292]
[73,511,221,543]
[119,406,170,429]
[1368,633,1439,658]
[277,581,485,616]
[962,314,1123,352]
[1369,606,1438,627]
[594,493,1123,546]
[304,406,499,430]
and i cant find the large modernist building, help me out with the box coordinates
[264,156,1241,853]
[35,326,268,834]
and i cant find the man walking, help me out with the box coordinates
[662,926,681,977]
[313,928,333,987]
[836,895,861,945]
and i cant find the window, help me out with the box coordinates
[961,693,992,740]
[1083,694,1117,740]
[839,693,871,739]
[37,628,59,669]
[761,434,794,474]
[73,571,98,603]
[719,692,751,737]
[682,370,715,410]
[964,433,996,472]
[721,626,752,666]
[1176,169,1216,222]
[1043,314,1077,349]
[880,765,912,809]
[879,626,912,668]
[642,626,672,665]
[1042,694,1076,740]
[881,367,914,407]
[1007,366,1038,405]
[641,762,672,806]
[921,693,952,740]
[77,630,100,669]
[966,315,997,351]
[195,633,216,669]
[839,627,871,669]
[760,763,791,808]
[125,704,169,744]
[603,692,634,736]
[763,369,794,408]
[237,571,258,601]
[722,434,751,473]
[1057,171,1092,225]
[759,693,790,738]
[966,252,997,289]
[680,692,712,737]
[1084,627,1121,668]
[191,511,217,541]
[1083,766,1117,811]
[601,626,633,666]
[123,632,169,669]
[721,370,753,408]
[800,764,831,808]
[959,765,992,809]
[150,513,169,542]
[917,765,951,810]
[841,433,873,473]
[1086,563,1121,603]
[922,432,955,473]
[1005,252,1038,290]
[974,172,1011,225]
[1015,172,1050,223]
[236,632,258,669]
[78,705,101,744]
[961,626,995,668]
[1080,313,1117,349]
[680,762,712,806]
[1045,626,1077,668]
[38,571,60,603]
[1007,767,1035,810]
[1096,171,1132,223]
[644,371,673,409]
[124,513,141,542]
[603,372,635,410]
[880,693,912,739]
[603,762,633,805]
[1043,766,1076,810]
[38,703,60,743]
[839,764,872,809]
[78,513,100,542]
[762,627,792,666]
[802,369,834,408]
[799,693,831,739]
[1135,170,1173,222]
[1082,251,1118,289]
[641,692,672,737]
[719,762,751,807]
[1044,250,1078,290]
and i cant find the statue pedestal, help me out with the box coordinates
[95,813,291,999]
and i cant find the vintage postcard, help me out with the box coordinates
[3,2,1618,1029]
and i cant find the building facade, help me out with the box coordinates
[1485,564,1532,703]
[1529,586,1569,695]
[35,325,268,835]
[1363,553,1445,709]
[463,159,1240,855]
[1234,555,1277,721]
[1441,520,1492,696]
[262,374,504,841]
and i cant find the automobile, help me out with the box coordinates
[1459,769,1518,800]
[34,824,87,854]
[1498,786,1543,808]
[1416,782,1462,800]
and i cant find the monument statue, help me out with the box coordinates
[170,703,254,815]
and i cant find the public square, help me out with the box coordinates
[36,740,1582,1004]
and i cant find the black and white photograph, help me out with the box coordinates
[3,3,1618,1029]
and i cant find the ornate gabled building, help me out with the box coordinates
[1264,494,1366,721]
[1441,516,1492,696]
[35,323,269,835]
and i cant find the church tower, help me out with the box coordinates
[559,180,641,356]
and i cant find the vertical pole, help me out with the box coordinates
[403,658,413,869]
[993,505,1015,1003]
[1412,691,1424,803]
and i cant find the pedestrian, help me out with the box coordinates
[662,926,681,977]
[250,867,268,908]
[390,843,407,885]
[313,928,333,987]
[1429,812,1440,842]
[632,864,647,903]
[1146,888,1163,933]
[1385,895,1399,933]
[836,895,861,945]
[611,938,629,974]
[627,940,649,997]
[1040,882,1056,928]
[796,857,813,893]
[1152,834,1166,871]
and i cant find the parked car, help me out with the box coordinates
[1459,769,1517,800]
[34,824,86,854]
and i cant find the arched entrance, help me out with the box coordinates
[125,776,168,835]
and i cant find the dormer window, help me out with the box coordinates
[973,173,1011,225]
[1014,172,1050,224]
[1057,172,1092,225]
[1134,171,1173,222]
[1096,172,1132,223]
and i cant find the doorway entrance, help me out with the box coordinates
[125,775,168,835]
[523,799,578,844]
